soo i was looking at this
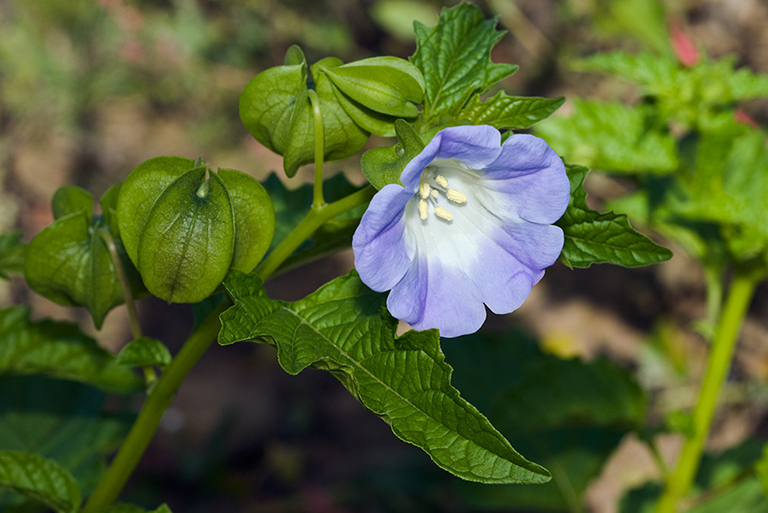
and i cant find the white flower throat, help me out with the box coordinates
[417,165,468,222]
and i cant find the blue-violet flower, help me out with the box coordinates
[352,125,570,338]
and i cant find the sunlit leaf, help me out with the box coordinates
[411,3,517,122]
[557,164,673,268]
[457,92,564,129]
[219,270,550,484]
[536,99,679,174]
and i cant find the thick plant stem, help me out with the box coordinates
[307,89,325,209]
[654,272,759,513]
[81,299,228,513]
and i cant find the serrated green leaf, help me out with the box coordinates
[0,375,133,512]
[219,269,550,484]
[0,306,142,392]
[536,99,679,174]
[116,337,172,369]
[411,3,518,123]
[674,124,768,263]
[556,164,673,268]
[0,232,24,280]
[0,451,80,513]
[573,51,678,89]
[361,119,425,190]
[444,332,645,511]
[457,92,564,129]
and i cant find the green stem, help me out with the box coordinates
[254,185,375,280]
[100,229,141,340]
[82,299,229,513]
[83,185,375,512]
[654,271,759,513]
[307,89,325,209]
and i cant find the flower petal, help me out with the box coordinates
[469,222,564,314]
[352,184,413,292]
[483,134,570,224]
[388,256,486,338]
[400,125,501,190]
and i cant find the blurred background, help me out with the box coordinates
[2,0,768,511]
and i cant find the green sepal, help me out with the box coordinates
[118,157,275,303]
[0,451,81,513]
[216,168,275,274]
[24,187,144,328]
[116,337,172,369]
[117,156,198,267]
[52,185,93,221]
[220,269,551,485]
[557,163,673,268]
[239,46,368,177]
[137,168,235,303]
[322,56,424,119]
[361,119,426,190]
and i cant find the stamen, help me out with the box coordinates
[418,199,429,220]
[446,189,467,203]
[435,175,449,188]
[434,205,453,221]
[419,183,431,199]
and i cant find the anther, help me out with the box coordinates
[419,183,431,199]
[434,205,453,221]
[446,189,467,203]
[435,175,449,188]
[418,199,429,220]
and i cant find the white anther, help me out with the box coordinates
[434,205,453,221]
[418,199,429,220]
[419,183,431,199]
[435,175,449,188]
[446,189,467,203]
[431,190,439,199]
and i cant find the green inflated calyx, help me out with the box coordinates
[239,45,424,177]
[23,186,144,329]
[117,157,274,304]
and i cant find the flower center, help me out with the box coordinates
[416,165,468,222]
